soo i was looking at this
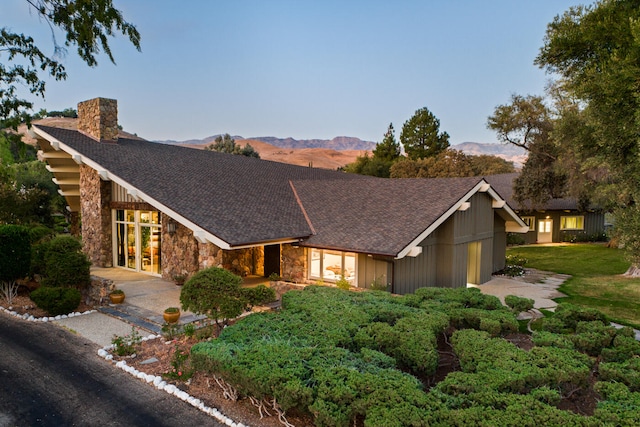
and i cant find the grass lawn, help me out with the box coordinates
[507,243,640,328]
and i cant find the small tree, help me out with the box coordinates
[180,267,275,329]
[0,225,31,304]
[180,267,247,328]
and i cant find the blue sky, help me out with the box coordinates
[5,1,579,144]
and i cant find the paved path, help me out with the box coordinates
[478,269,571,311]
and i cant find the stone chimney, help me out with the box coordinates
[77,97,118,142]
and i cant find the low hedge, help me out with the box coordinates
[30,286,81,316]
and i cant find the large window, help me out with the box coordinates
[560,216,584,230]
[114,209,161,275]
[521,216,536,231]
[309,249,356,284]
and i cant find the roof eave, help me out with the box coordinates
[32,125,237,250]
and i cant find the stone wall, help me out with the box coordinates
[198,243,263,277]
[77,98,118,142]
[161,215,200,280]
[223,247,263,277]
[83,276,115,306]
[80,165,112,267]
[281,244,307,283]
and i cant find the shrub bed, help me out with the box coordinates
[189,286,640,426]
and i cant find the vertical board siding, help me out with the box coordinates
[112,182,138,203]
[357,254,392,290]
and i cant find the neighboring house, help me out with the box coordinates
[486,173,606,244]
[33,98,527,294]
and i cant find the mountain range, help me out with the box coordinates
[16,119,526,169]
[157,135,527,168]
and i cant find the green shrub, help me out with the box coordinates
[335,275,350,290]
[570,320,617,356]
[42,236,90,288]
[111,327,141,356]
[506,232,526,245]
[594,382,640,426]
[180,267,246,326]
[601,335,640,362]
[504,295,534,313]
[242,284,276,307]
[531,331,575,349]
[553,304,608,331]
[0,225,31,304]
[599,358,640,392]
[30,286,81,316]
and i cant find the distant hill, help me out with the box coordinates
[453,141,527,168]
[250,136,376,151]
[156,135,376,151]
[15,121,526,170]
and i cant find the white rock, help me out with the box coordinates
[61,314,68,319]
[41,317,48,322]
[152,377,162,386]
[54,315,61,320]
[225,417,233,426]
[164,384,176,394]
[105,354,113,361]
[28,315,35,321]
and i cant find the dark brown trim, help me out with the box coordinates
[110,201,156,211]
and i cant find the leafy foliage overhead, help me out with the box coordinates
[0,0,141,129]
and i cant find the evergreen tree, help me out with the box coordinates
[400,107,450,160]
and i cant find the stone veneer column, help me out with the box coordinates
[79,165,112,267]
[281,244,307,283]
[161,214,200,280]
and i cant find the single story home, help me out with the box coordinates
[33,98,527,294]
[485,173,606,244]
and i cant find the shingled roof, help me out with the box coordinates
[34,124,524,255]
[35,125,365,246]
[292,177,486,256]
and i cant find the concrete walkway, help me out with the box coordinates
[54,268,205,347]
[476,268,571,311]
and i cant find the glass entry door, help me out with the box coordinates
[114,210,161,275]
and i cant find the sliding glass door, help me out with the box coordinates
[114,210,161,275]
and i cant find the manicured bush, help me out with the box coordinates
[180,267,247,326]
[0,225,31,304]
[242,284,276,307]
[594,382,640,426]
[601,334,640,362]
[553,304,608,331]
[570,320,617,356]
[505,295,534,313]
[599,358,640,392]
[531,331,575,350]
[42,236,90,288]
[30,286,81,316]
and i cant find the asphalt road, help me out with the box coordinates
[0,312,221,427]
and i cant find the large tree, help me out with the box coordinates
[1,0,141,129]
[344,123,400,178]
[400,107,450,160]
[535,0,640,272]
[487,94,567,209]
